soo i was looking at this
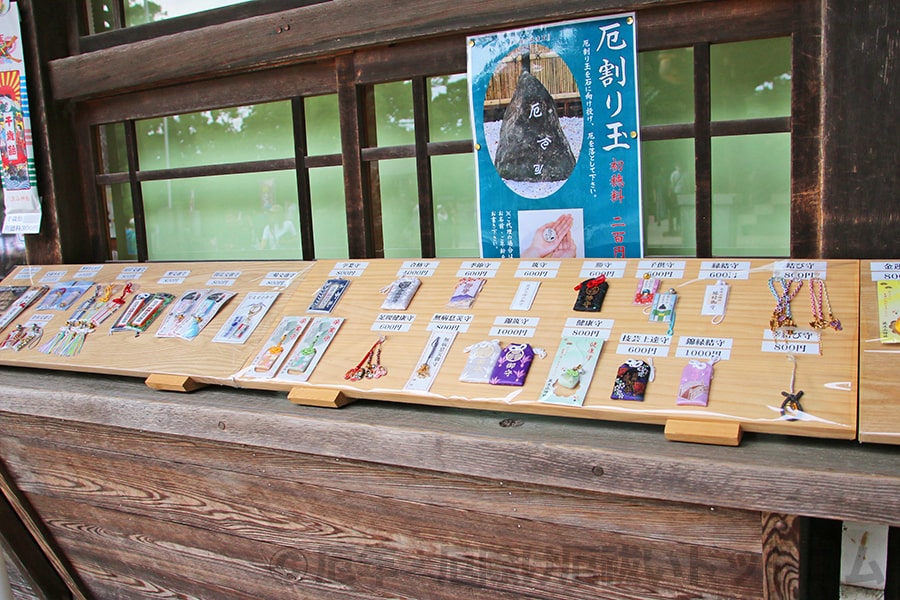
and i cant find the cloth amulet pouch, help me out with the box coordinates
[573,276,608,312]
[610,359,652,401]
[490,343,540,386]
[676,360,713,406]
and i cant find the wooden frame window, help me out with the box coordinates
[69,0,819,262]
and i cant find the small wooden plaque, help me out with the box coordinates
[145,373,208,393]
[288,387,354,408]
[664,419,743,446]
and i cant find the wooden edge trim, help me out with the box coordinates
[288,387,353,408]
[145,374,208,393]
[664,419,743,446]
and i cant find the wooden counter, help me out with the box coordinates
[0,367,897,599]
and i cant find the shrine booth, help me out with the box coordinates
[0,1,898,599]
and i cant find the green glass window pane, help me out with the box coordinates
[142,171,301,260]
[429,74,472,143]
[305,95,342,156]
[124,1,252,27]
[103,183,137,261]
[432,154,479,257]
[135,102,294,170]
[379,158,420,258]
[711,133,790,257]
[374,81,414,147]
[98,123,128,174]
[711,38,791,121]
[309,166,349,259]
[638,48,694,126]
[641,139,696,256]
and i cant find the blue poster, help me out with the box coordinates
[468,13,642,259]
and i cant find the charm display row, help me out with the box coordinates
[239,318,809,420]
[0,281,279,356]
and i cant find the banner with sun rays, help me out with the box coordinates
[0,0,41,234]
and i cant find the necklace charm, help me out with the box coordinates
[768,277,802,333]
[808,277,842,331]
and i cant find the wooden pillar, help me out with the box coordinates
[761,513,802,600]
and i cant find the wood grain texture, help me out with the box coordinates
[0,414,766,599]
[0,414,763,553]
[3,551,41,600]
[0,369,897,526]
[760,513,801,600]
[857,261,900,444]
[0,459,88,599]
[48,0,698,101]
[821,0,900,258]
[0,490,71,600]
[0,259,861,441]
[664,419,742,446]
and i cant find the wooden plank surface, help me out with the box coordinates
[0,412,766,599]
[0,368,897,525]
[858,261,900,444]
[0,258,861,441]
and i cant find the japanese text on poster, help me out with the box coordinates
[468,13,642,259]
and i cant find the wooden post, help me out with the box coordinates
[761,513,802,600]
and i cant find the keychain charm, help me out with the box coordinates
[779,355,805,420]
[634,274,660,305]
[344,336,387,380]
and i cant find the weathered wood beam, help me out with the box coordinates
[49,0,732,101]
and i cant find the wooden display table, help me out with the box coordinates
[0,259,862,445]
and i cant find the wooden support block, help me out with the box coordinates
[288,387,354,408]
[145,373,208,393]
[665,419,743,447]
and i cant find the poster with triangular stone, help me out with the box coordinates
[468,14,643,259]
